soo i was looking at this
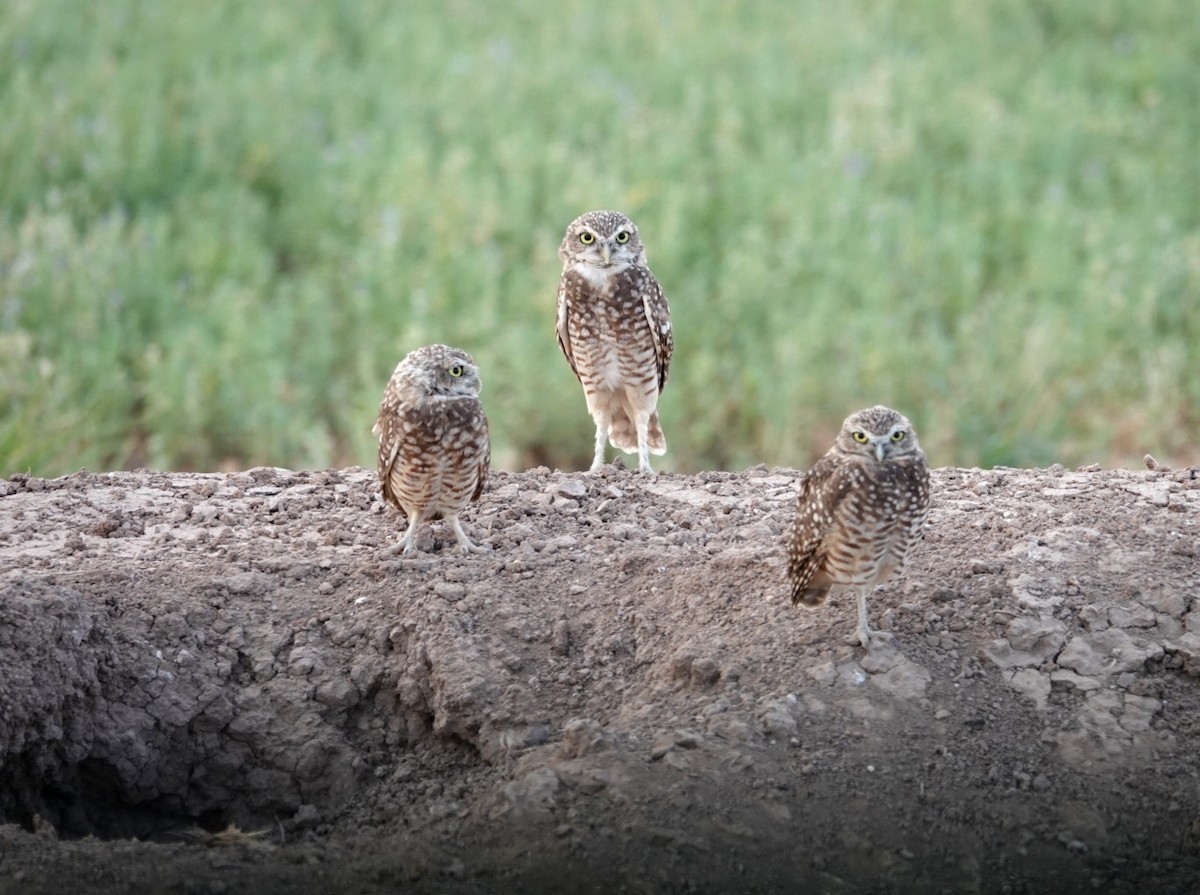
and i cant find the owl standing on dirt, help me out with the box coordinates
[787,406,931,648]
[373,344,490,555]
[556,210,673,474]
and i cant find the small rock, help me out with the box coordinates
[551,620,571,656]
[806,661,838,686]
[691,658,721,687]
[1057,834,1088,854]
[983,639,1042,670]
[220,571,276,597]
[664,750,691,771]
[1119,694,1162,733]
[650,735,676,760]
[552,479,587,499]
[292,804,321,829]
[871,660,932,701]
[1005,667,1050,710]
[391,760,417,782]
[1140,586,1187,619]
[1108,604,1156,629]
[433,581,467,602]
[1006,616,1068,657]
[1079,604,1109,631]
[1057,629,1163,676]
[725,752,755,771]
[709,717,756,742]
[558,718,616,759]
[759,699,799,739]
[1049,670,1103,692]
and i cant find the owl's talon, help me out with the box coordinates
[855,629,897,650]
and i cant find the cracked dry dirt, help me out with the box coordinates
[1,462,1199,894]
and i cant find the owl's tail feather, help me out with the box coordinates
[610,410,667,455]
[791,583,829,608]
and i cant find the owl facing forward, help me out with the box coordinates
[373,344,490,555]
[786,406,931,648]
[556,210,673,474]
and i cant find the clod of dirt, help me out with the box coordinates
[1,463,1199,894]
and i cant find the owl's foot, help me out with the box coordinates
[456,538,491,555]
[848,626,897,650]
[385,519,422,556]
[591,455,627,474]
[449,517,489,555]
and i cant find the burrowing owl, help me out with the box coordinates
[556,210,673,473]
[373,344,490,555]
[786,406,931,648]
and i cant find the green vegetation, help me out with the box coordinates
[2,0,1197,475]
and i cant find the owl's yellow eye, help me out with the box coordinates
[891,430,906,442]
[852,431,869,444]
[448,364,464,378]
[579,232,595,245]
[615,231,630,244]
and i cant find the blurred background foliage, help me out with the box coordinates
[1,0,1197,476]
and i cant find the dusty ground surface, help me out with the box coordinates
[0,461,1198,894]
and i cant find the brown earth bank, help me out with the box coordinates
[0,462,1198,894]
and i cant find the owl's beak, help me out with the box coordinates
[600,244,611,265]
[874,441,886,462]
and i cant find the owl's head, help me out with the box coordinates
[836,405,923,462]
[398,344,482,400]
[559,210,647,272]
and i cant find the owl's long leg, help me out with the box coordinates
[855,585,873,648]
[590,418,609,473]
[634,410,654,474]
[448,515,487,554]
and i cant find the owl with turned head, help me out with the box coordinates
[556,210,673,474]
[787,406,931,648]
[373,344,490,555]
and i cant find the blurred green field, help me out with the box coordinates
[2,0,1197,476]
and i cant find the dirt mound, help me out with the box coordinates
[1,463,1199,894]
